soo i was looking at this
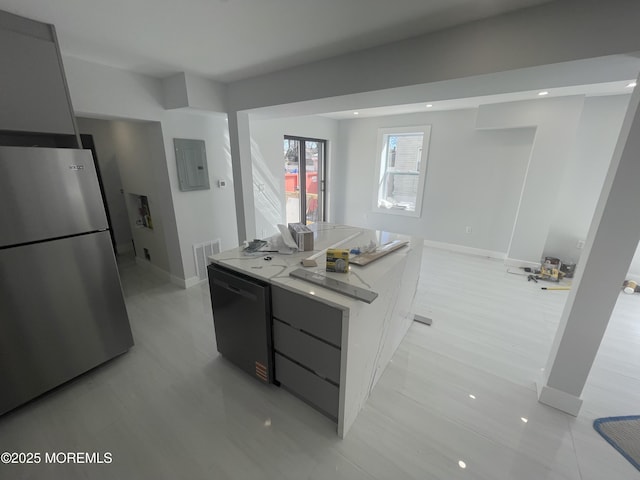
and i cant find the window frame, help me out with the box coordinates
[283,135,327,224]
[372,125,431,217]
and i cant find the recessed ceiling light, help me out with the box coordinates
[538,91,549,96]
[426,104,433,108]
[353,111,359,115]
[627,81,637,88]
[458,460,467,469]
[521,417,528,423]
[468,394,476,399]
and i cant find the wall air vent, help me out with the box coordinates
[193,239,221,282]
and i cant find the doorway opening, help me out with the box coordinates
[81,134,118,255]
[284,136,326,225]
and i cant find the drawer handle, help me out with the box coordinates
[212,278,258,301]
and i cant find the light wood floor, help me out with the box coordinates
[1,246,639,479]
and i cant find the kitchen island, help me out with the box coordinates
[208,223,422,437]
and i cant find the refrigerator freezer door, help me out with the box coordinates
[0,231,133,415]
[0,146,107,247]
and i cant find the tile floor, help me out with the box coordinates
[1,247,639,479]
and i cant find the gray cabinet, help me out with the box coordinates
[274,354,339,419]
[271,285,343,421]
[272,285,342,347]
[0,11,77,135]
[273,319,340,384]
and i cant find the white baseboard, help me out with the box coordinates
[171,275,203,289]
[169,275,187,289]
[422,239,505,260]
[536,378,583,416]
[626,272,640,283]
[134,257,172,281]
[134,257,205,289]
[504,257,541,269]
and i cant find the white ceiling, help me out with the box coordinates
[0,0,552,82]
[321,81,638,120]
[3,0,638,121]
[245,54,640,120]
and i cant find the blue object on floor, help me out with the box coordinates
[593,415,640,472]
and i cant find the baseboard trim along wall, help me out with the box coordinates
[423,239,506,261]
[536,377,583,416]
[133,257,204,289]
[179,275,203,289]
[504,257,541,269]
[134,257,172,281]
[626,272,640,284]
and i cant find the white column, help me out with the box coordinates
[228,110,256,243]
[537,80,640,415]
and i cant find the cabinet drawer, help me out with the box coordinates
[275,353,339,420]
[272,286,342,347]
[273,319,341,384]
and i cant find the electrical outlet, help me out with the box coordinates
[465,226,472,234]
[576,240,585,249]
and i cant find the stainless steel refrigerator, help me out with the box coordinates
[0,146,134,415]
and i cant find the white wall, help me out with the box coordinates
[162,72,227,112]
[225,0,640,242]
[249,115,339,239]
[227,0,640,112]
[64,55,164,121]
[335,94,634,264]
[62,42,640,283]
[144,120,185,280]
[64,56,238,286]
[629,245,640,279]
[476,96,586,264]
[76,118,172,274]
[111,120,172,273]
[160,111,238,283]
[335,109,534,254]
[76,117,133,253]
[184,73,227,112]
[544,95,632,264]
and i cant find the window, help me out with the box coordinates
[373,125,431,216]
[284,136,326,225]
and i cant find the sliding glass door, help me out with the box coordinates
[284,136,326,225]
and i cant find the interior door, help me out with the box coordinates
[284,136,326,225]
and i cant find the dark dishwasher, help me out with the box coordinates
[207,263,273,383]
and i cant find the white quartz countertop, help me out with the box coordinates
[209,223,420,310]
